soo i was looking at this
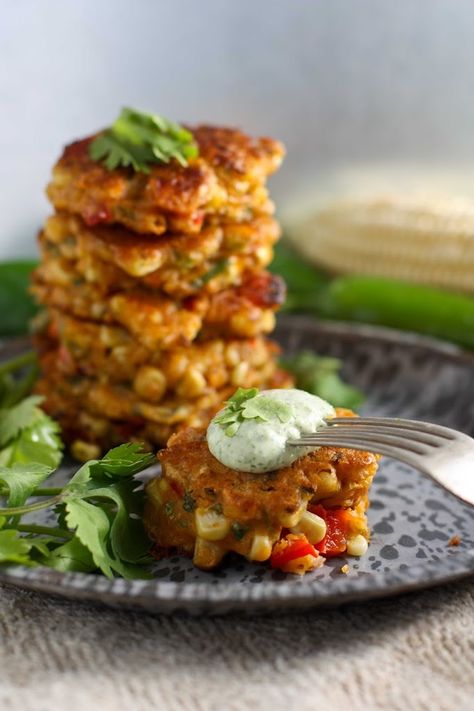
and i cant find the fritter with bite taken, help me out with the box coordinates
[145,407,379,574]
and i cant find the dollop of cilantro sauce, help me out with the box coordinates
[206,388,335,473]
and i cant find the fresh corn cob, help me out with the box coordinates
[288,195,474,295]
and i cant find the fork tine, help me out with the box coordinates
[294,432,429,455]
[289,416,474,507]
[328,417,458,441]
[290,435,423,467]
[321,424,443,448]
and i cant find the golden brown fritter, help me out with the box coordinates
[39,212,279,297]
[34,365,293,458]
[158,422,378,522]
[37,373,234,425]
[144,418,378,569]
[47,125,284,236]
[31,277,203,348]
[31,269,286,348]
[35,317,283,392]
[34,119,289,460]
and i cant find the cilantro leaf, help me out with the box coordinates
[213,387,293,436]
[0,424,153,579]
[89,443,155,480]
[0,396,43,446]
[89,133,151,172]
[0,463,53,508]
[64,498,115,578]
[213,388,261,436]
[109,488,152,567]
[76,481,151,566]
[0,262,39,337]
[225,421,240,437]
[56,445,155,576]
[0,350,38,407]
[280,351,365,409]
[0,395,63,470]
[314,372,365,410]
[65,444,154,491]
[0,415,63,470]
[227,387,259,408]
[43,536,96,574]
[25,537,59,559]
[89,107,198,173]
[214,410,239,426]
[0,529,34,565]
[241,396,292,424]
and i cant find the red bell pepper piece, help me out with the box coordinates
[270,534,318,569]
[309,505,351,557]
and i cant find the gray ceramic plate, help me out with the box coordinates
[1,317,473,615]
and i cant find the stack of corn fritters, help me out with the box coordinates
[32,124,292,459]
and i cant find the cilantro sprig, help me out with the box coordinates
[0,443,156,579]
[0,396,63,471]
[213,388,292,437]
[89,107,199,173]
[280,351,365,409]
[0,351,156,578]
[0,350,39,409]
[0,352,62,472]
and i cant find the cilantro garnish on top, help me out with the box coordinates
[213,388,293,437]
[89,107,199,173]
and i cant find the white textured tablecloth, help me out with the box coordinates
[0,579,473,711]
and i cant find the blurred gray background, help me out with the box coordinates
[2,0,474,258]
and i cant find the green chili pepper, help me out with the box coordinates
[317,276,474,350]
[0,260,38,336]
[270,242,328,312]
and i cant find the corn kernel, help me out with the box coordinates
[281,553,322,576]
[255,245,273,266]
[230,313,254,337]
[111,345,131,365]
[71,440,101,462]
[78,411,109,436]
[224,344,241,367]
[280,506,305,528]
[157,479,172,496]
[248,534,273,562]
[290,510,327,544]
[134,366,167,402]
[44,214,65,240]
[162,352,188,384]
[138,403,190,425]
[193,537,225,570]
[346,534,369,557]
[145,479,163,506]
[195,508,230,541]
[231,362,249,386]
[99,326,126,348]
[316,469,340,497]
[91,302,106,319]
[176,368,207,398]
[261,312,276,333]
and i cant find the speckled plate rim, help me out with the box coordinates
[0,549,473,615]
[0,319,473,615]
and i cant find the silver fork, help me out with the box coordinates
[288,417,474,506]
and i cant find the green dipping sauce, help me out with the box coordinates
[207,388,335,473]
